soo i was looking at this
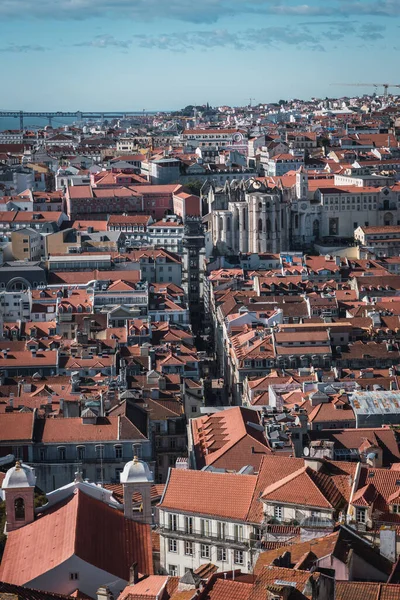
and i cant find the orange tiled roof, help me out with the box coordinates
[0,489,153,586]
[191,406,271,471]
[159,468,257,521]
[261,466,344,510]
[41,415,145,443]
[336,581,400,600]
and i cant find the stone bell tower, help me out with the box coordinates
[2,460,36,532]
[120,456,153,525]
[296,166,308,200]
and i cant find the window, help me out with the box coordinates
[356,508,366,524]
[234,524,244,542]
[69,573,79,581]
[14,497,25,520]
[201,519,211,536]
[114,444,122,459]
[76,446,85,460]
[58,446,66,461]
[217,521,226,540]
[274,505,283,520]
[393,505,400,514]
[217,547,227,562]
[169,513,178,531]
[132,444,142,458]
[185,541,193,556]
[93,443,104,459]
[168,539,178,553]
[169,565,178,576]
[201,544,210,559]
[39,447,46,461]
[184,516,193,534]
[234,550,244,565]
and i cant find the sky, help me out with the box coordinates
[0,0,399,111]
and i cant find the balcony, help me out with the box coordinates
[155,445,186,454]
[30,457,126,465]
[160,526,250,549]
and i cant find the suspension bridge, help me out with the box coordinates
[0,110,157,130]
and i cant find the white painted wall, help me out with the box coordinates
[27,555,128,599]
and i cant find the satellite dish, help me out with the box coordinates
[303,447,310,457]
[253,181,262,189]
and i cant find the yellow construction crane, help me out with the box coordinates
[333,83,400,97]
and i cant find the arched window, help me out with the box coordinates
[384,212,393,226]
[258,202,262,209]
[132,444,142,458]
[243,210,246,230]
[226,217,231,231]
[14,497,25,520]
[266,218,271,233]
[258,219,263,233]
[132,491,144,513]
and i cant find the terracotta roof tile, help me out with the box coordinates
[0,490,153,586]
[0,412,35,442]
[191,407,271,471]
[159,469,257,521]
[199,577,252,600]
[336,581,400,600]
[41,415,145,443]
[0,582,72,600]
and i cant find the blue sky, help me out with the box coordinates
[0,0,399,110]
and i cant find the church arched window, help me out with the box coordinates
[14,497,25,520]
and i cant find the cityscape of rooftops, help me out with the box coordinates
[1,1,400,599]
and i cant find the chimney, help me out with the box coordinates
[31,349,37,358]
[380,528,397,562]
[96,586,114,600]
[149,348,156,368]
[129,563,139,585]
[3,348,8,359]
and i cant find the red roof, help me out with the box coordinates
[41,416,145,443]
[0,489,153,585]
[159,468,257,521]
[191,407,271,471]
[0,412,35,442]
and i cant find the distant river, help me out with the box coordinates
[0,116,81,131]
[0,112,159,131]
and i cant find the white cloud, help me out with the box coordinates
[0,0,399,22]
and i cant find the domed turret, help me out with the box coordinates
[120,456,153,484]
[2,460,36,489]
[120,456,153,524]
[2,461,36,532]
